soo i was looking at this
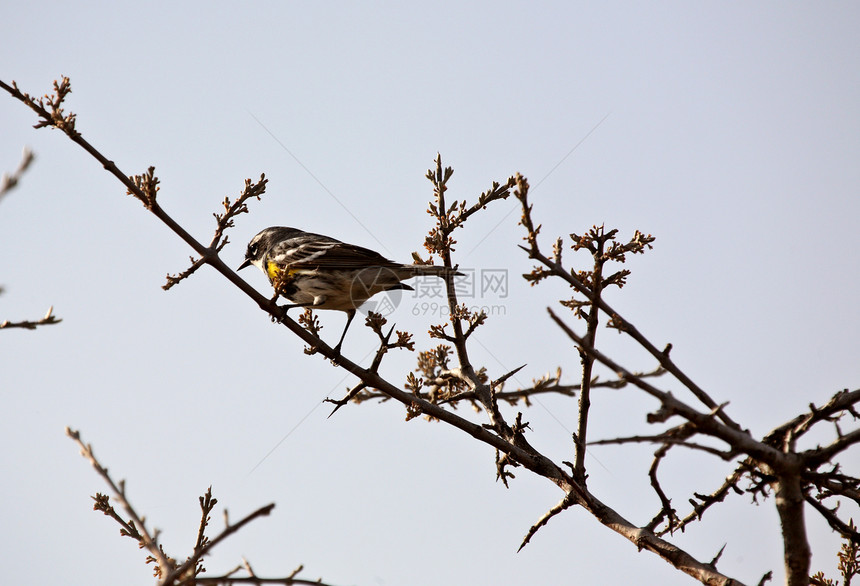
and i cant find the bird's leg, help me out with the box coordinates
[332,309,356,355]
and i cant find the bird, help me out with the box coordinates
[238,226,458,353]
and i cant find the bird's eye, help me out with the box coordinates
[247,243,258,257]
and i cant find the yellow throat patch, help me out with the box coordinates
[266,261,283,281]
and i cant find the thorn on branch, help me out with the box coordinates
[518,492,577,552]
[495,449,519,488]
[492,364,527,388]
[325,382,377,417]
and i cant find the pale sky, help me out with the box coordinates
[2,2,859,585]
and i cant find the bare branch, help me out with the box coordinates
[165,175,267,290]
[663,463,749,536]
[0,305,62,330]
[806,428,860,469]
[644,442,682,533]
[0,76,271,319]
[548,308,782,466]
[763,389,860,453]
[160,503,276,586]
[515,185,740,431]
[804,494,860,543]
[590,433,736,460]
[65,427,172,577]
[6,78,818,584]
[0,146,35,200]
[194,576,338,585]
[805,471,860,505]
[572,225,612,483]
[326,382,367,417]
[163,256,207,291]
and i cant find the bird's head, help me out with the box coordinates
[238,226,294,272]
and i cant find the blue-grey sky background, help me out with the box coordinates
[2,2,859,585]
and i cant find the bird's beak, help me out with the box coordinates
[237,258,252,271]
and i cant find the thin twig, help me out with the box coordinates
[162,503,276,586]
[515,186,739,431]
[547,308,784,467]
[517,492,577,552]
[0,146,35,200]
[65,427,172,576]
[803,495,860,542]
[0,305,62,330]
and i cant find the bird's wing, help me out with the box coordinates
[269,234,400,270]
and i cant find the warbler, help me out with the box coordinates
[238,226,457,352]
